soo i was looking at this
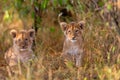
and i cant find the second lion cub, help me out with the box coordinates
[59,17,85,67]
[4,29,35,75]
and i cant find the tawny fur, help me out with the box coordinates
[59,21,84,67]
[4,29,35,76]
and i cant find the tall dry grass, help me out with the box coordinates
[0,0,120,80]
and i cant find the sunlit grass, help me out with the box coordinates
[2,24,119,80]
[0,0,120,80]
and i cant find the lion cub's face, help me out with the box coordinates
[10,29,35,51]
[60,21,84,42]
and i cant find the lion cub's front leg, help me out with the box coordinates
[76,54,82,67]
[76,49,83,67]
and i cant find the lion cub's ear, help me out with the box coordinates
[28,29,35,38]
[77,21,85,30]
[10,29,17,38]
[60,22,67,32]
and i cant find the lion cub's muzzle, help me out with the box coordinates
[68,35,77,42]
[72,36,76,40]
[19,42,30,51]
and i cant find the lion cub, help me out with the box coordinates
[4,29,35,75]
[59,21,84,67]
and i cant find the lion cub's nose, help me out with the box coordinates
[72,37,76,40]
[22,46,25,49]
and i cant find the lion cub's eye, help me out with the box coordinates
[75,30,79,33]
[25,38,28,41]
[68,30,71,33]
[18,39,21,42]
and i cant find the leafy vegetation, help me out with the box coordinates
[0,0,120,80]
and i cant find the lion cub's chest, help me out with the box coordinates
[5,48,34,66]
[64,40,81,55]
[17,51,34,62]
[67,45,79,55]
